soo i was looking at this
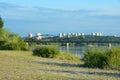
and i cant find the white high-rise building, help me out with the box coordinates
[36,32,42,40]
[99,33,103,36]
[75,33,78,37]
[91,33,96,36]
[28,33,33,38]
[67,33,71,38]
[96,33,99,36]
[59,33,63,38]
[96,32,103,36]
[36,32,41,36]
[63,33,66,37]
[81,33,85,36]
[77,33,81,36]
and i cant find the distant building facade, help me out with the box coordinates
[28,32,42,40]
[28,33,33,38]
[91,32,103,36]
[36,32,42,40]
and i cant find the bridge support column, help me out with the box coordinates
[66,43,69,47]
[108,43,112,49]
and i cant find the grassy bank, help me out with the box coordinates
[0,51,119,80]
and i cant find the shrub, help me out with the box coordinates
[0,31,28,51]
[105,48,120,70]
[33,46,60,58]
[83,48,108,68]
[0,17,28,51]
[0,42,28,51]
[0,43,20,50]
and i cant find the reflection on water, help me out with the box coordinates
[58,46,89,59]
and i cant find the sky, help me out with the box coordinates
[0,0,120,36]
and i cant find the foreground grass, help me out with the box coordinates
[0,51,119,80]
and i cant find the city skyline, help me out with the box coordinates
[0,0,120,36]
[27,32,105,37]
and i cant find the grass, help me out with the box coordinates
[55,52,81,63]
[0,50,119,80]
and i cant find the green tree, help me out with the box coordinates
[0,16,3,28]
[0,17,28,50]
[0,32,28,50]
[0,29,10,41]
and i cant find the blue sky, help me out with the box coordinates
[0,0,120,36]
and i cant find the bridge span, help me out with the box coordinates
[24,35,120,47]
[25,40,120,44]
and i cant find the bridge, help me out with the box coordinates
[25,40,120,43]
[24,35,120,47]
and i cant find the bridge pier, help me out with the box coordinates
[108,43,112,49]
[66,43,70,47]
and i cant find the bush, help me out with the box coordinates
[0,43,20,50]
[0,17,28,51]
[105,48,120,70]
[0,30,28,51]
[0,42,28,51]
[33,46,60,58]
[83,48,108,68]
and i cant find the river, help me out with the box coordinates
[58,46,88,59]
[29,44,114,59]
[57,44,112,59]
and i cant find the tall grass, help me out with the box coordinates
[105,48,120,70]
[83,47,120,70]
[83,48,108,68]
[55,52,80,63]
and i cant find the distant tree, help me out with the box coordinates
[0,16,3,28]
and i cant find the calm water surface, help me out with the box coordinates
[58,46,89,59]
[30,45,110,59]
[57,45,110,59]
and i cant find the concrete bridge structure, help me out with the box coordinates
[25,35,120,49]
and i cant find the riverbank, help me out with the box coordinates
[0,51,119,80]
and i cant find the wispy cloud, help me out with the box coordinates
[0,2,120,36]
[0,2,97,20]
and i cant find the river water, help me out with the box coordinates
[57,45,111,59]
[30,44,112,59]
[58,46,88,59]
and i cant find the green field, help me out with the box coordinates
[0,51,119,80]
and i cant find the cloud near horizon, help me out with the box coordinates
[0,2,120,36]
